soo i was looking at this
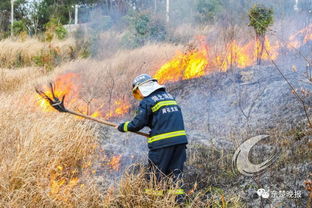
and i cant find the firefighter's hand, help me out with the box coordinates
[117,123,126,132]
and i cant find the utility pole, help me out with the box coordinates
[11,0,14,37]
[294,0,299,11]
[74,5,79,25]
[166,0,170,23]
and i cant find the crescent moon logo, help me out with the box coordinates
[232,135,280,176]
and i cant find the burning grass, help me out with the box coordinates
[30,44,181,119]
[0,41,246,207]
[1,20,312,205]
[0,90,242,207]
[0,90,104,207]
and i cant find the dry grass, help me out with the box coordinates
[0,41,246,207]
[101,165,242,208]
[0,90,103,207]
[0,43,178,208]
[0,38,77,69]
[46,43,182,115]
[0,67,44,92]
[91,31,124,59]
[0,63,102,205]
[4,19,312,207]
[0,89,240,207]
[1,38,310,207]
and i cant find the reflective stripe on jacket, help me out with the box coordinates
[124,89,188,150]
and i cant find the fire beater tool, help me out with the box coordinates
[35,83,149,137]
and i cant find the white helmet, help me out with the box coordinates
[132,74,165,97]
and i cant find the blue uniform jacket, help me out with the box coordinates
[120,89,188,150]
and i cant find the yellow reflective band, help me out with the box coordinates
[147,130,186,143]
[144,189,164,196]
[151,100,178,112]
[168,189,185,195]
[123,121,130,132]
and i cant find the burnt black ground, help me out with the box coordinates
[99,63,312,207]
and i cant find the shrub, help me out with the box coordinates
[248,5,273,37]
[248,4,273,65]
[195,0,223,24]
[45,18,68,41]
[134,13,150,36]
[73,27,91,58]
[123,11,167,48]
[150,19,167,42]
[13,20,27,36]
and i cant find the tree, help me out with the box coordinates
[27,0,101,34]
[0,0,27,38]
[248,4,273,65]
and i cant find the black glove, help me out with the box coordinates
[117,122,127,132]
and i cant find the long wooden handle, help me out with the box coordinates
[66,109,149,137]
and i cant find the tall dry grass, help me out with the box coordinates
[0,46,104,206]
[0,38,77,69]
[46,43,183,116]
[0,67,43,92]
[0,91,240,207]
[0,42,245,207]
[0,88,104,207]
[98,164,241,208]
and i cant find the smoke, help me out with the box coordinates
[69,0,312,59]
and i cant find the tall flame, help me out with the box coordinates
[154,37,282,83]
[154,49,208,83]
[36,24,312,118]
[36,73,79,112]
[35,73,131,119]
[154,23,312,83]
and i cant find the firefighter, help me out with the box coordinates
[117,74,188,200]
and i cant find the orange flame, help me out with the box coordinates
[104,100,131,119]
[155,36,282,81]
[49,165,79,201]
[36,73,80,112]
[36,24,312,120]
[108,155,122,171]
[214,40,255,71]
[154,48,208,84]
[154,23,312,82]
[288,24,312,49]
[35,73,131,119]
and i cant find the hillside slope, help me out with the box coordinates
[102,64,312,207]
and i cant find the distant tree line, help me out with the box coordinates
[0,0,311,39]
